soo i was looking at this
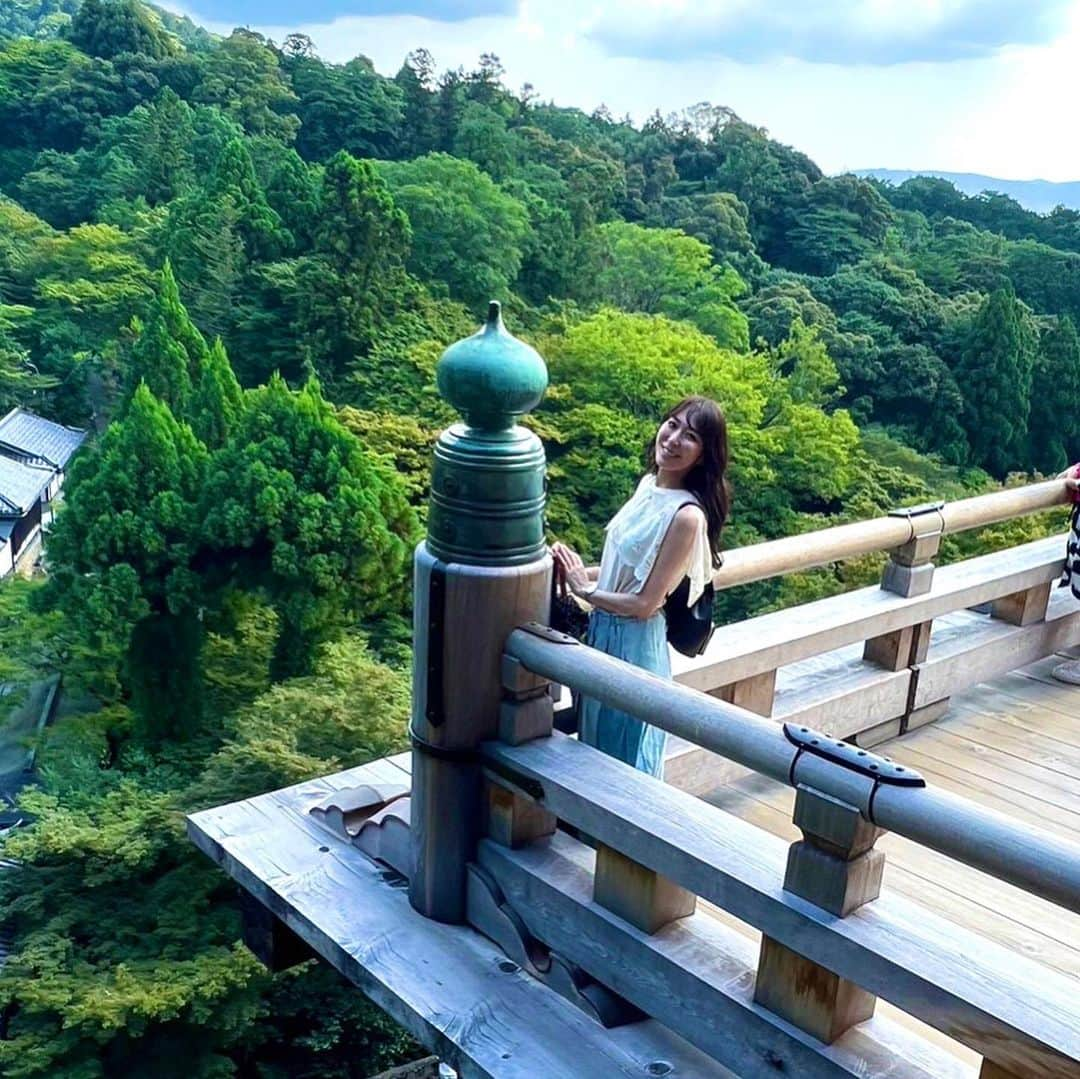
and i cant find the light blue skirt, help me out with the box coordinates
[578,609,668,778]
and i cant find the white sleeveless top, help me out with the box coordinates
[595,474,712,607]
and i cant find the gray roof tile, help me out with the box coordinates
[0,408,86,469]
[0,456,51,516]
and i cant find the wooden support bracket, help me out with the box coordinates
[592,843,696,934]
[498,695,554,746]
[863,620,932,672]
[485,780,556,849]
[990,581,1052,627]
[239,889,315,972]
[711,668,776,717]
[880,506,943,598]
[754,786,883,1043]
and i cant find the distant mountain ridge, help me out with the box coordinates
[854,169,1080,215]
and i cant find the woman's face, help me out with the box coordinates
[654,409,705,477]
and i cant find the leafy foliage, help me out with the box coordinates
[2,4,1079,1074]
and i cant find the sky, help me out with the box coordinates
[159,0,1080,182]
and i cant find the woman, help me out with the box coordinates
[551,396,730,777]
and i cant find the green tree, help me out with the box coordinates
[43,384,209,735]
[953,287,1037,474]
[237,151,412,384]
[1028,315,1080,473]
[573,221,750,350]
[66,0,176,61]
[288,51,404,162]
[127,260,206,412]
[190,336,243,449]
[193,29,299,143]
[377,152,529,310]
[200,376,419,678]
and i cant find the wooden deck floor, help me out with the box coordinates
[701,654,1080,1071]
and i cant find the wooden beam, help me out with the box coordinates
[755,787,884,1044]
[482,734,1080,1076]
[712,668,776,716]
[479,833,968,1079]
[673,535,1066,694]
[188,762,732,1079]
[991,582,1052,628]
[593,843,696,934]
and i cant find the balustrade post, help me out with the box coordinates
[754,785,883,1043]
[991,581,1052,626]
[409,303,552,924]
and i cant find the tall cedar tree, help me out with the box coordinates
[1028,315,1080,473]
[128,259,206,412]
[200,375,419,678]
[43,383,210,736]
[954,286,1036,475]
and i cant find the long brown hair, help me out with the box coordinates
[645,396,730,568]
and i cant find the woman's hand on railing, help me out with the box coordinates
[551,541,592,597]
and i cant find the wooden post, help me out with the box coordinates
[593,844,696,934]
[991,581,1052,627]
[880,503,944,598]
[409,302,552,924]
[712,668,776,716]
[754,786,883,1043]
[863,619,931,672]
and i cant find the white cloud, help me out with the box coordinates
[587,0,1072,66]
[159,0,1080,181]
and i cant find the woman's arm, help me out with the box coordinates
[563,507,702,620]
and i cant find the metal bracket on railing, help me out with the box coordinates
[888,500,945,541]
[520,622,581,646]
[783,723,925,788]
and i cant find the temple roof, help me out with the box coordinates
[0,408,86,470]
[0,455,51,516]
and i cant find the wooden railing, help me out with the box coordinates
[189,478,1080,1079]
[478,480,1080,1079]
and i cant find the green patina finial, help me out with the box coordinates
[427,302,549,566]
[436,301,548,430]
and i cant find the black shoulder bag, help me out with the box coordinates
[664,576,715,657]
[663,499,716,657]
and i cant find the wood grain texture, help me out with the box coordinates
[479,833,969,1079]
[482,732,1080,1076]
[187,760,732,1079]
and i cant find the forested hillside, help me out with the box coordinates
[0,1,1077,1075]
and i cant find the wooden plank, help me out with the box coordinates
[674,536,1067,693]
[913,593,1080,711]
[906,726,1080,810]
[188,760,733,1079]
[911,702,1080,785]
[965,674,1080,734]
[479,832,970,1079]
[482,733,1080,1077]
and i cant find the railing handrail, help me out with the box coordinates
[713,477,1069,591]
[504,627,1080,913]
